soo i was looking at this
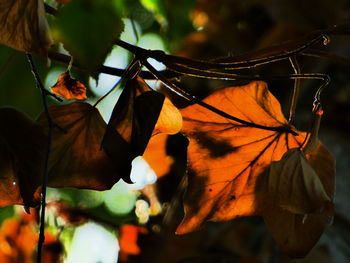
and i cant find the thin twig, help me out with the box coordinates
[93,58,139,107]
[288,56,301,123]
[47,50,179,80]
[26,54,53,263]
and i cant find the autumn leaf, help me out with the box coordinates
[38,102,118,190]
[119,224,148,262]
[50,71,87,100]
[0,108,46,207]
[0,212,63,263]
[177,81,334,256]
[264,142,335,258]
[0,0,52,55]
[143,134,174,178]
[153,97,183,136]
[267,147,331,215]
[102,77,165,183]
[0,217,37,263]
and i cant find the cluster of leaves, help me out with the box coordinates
[0,0,340,261]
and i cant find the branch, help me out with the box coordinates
[26,54,53,263]
[48,50,180,80]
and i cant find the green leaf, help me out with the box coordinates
[52,0,124,77]
[140,0,167,27]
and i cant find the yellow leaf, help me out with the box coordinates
[153,97,183,136]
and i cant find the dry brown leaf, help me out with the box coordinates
[0,0,52,55]
[264,142,335,258]
[267,147,331,214]
[102,77,167,183]
[50,72,87,100]
[0,108,46,207]
[38,102,118,190]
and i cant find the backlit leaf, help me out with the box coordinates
[177,81,334,257]
[0,0,52,55]
[0,108,46,207]
[143,134,173,178]
[153,97,182,136]
[102,77,165,183]
[38,102,118,190]
[50,71,87,100]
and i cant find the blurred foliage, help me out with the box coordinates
[52,0,124,78]
[1,0,350,262]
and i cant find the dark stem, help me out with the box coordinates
[143,59,298,135]
[26,54,53,263]
[115,33,326,70]
[48,50,179,80]
[288,56,301,123]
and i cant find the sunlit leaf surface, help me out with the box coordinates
[178,81,334,256]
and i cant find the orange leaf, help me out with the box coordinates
[0,217,37,263]
[0,108,46,207]
[50,71,87,100]
[0,0,52,55]
[38,102,118,190]
[177,81,334,257]
[119,224,148,261]
[153,97,183,136]
[143,134,173,179]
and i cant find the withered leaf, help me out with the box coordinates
[267,147,331,215]
[264,142,335,258]
[0,0,52,55]
[0,108,46,207]
[50,71,87,100]
[38,102,118,190]
[177,80,335,255]
[102,77,165,183]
